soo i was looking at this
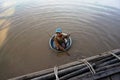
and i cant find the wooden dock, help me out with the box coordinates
[9,49,120,80]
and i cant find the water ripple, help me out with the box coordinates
[0,0,120,79]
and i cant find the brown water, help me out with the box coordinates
[0,0,120,79]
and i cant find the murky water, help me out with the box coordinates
[0,0,120,79]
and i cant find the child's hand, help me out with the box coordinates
[60,46,65,51]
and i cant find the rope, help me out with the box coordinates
[54,66,59,80]
[100,36,120,60]
[110,51,120,60]
[82,59,94,74]
[81,59,96,74]
[84,59,96,74]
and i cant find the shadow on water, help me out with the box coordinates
[0,0,120,79]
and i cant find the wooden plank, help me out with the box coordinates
[96,62,120,72]
[109,52,120,60]
[69,63,120,80]
[32,64,96,80]
[60,64,96,80]
[97,58,120,68]
[9,49,120,80]
[111,73,120,80]
[94,66,120,80]
[98,77,110,80]
[69,77,93,80]
[68,73,111,80]
[68,72,93,80]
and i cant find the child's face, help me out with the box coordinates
[56,32,62,37]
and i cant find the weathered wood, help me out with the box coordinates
[67,63,120,80]
[68,62,120,80]
[9,62,84,80]
[57,64,86,77]
[69,75,111,80]
[59,63,96,80]
[98,77,111,80]
[68,76,94,80]
[31,63,96,80]
[31,64,87,80]
[95,55,115,66]
[109,51,120,60]
[111,73,120,80]
[67,71,92,80]
[94,66,120,80]
[97,58,120,67]
[95,52,120,66]
[96,62,120,72]
[9,49,120,80]
[69,66,120,80]
[88,49,120,63]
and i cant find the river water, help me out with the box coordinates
[0,0,120,79]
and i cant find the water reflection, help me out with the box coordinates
[0,7,15,17]
[0,26,9,48]
[0,1,15,48]
[2,0,16,8]
[0,0,120,80]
